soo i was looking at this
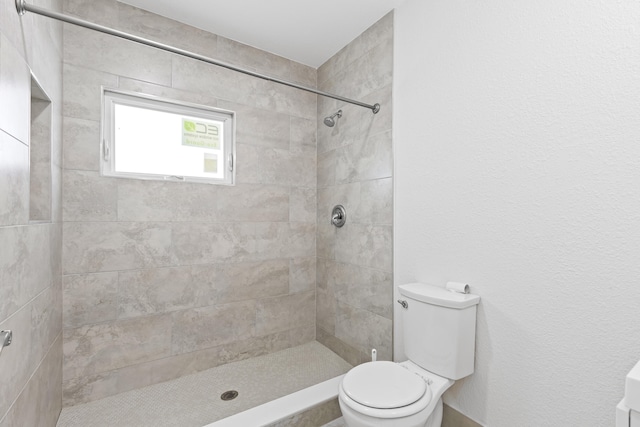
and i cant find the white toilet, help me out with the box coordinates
[339,282,480,427]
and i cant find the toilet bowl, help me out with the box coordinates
[339,361,453,427]
[338,282,480,427]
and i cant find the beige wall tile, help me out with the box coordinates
[319,179,391,226]
[51,163,63,224]
[116,2,217,58]
[317,88,391,153]
[0,335,62,427]
[63,314,173,380]
[217,37,291,80]
[64,0,118,27]
[117,180,218,222]
[335,223,392,272]
[316,222,336,260]
[335,301,392,361]
[289,62,317,88]
[62,370,119,407]
[179,53,316,118]
[217,184,289,223]
[289,257,316,293]
[118,266,195,318]
[357,178,393,225]
[29,99,53,221]
[0,304,35,417]
[330,261,393,319]
[191,259,289,306]
[255,222,316,260]
[218,100,291,150]
[63,222,175,274]
[172,222,254,265]
[0,224,52,321]
[0,0,27,52]
[317,183,360,225]
[290,187,316,223]
[118,77,219,107]
[0,286,60,418]
[0,133,29,226]
[259,81,317,119]
[171,301,256,354]
[63,63,118,121]
[64,25,173,86]
[290,116,316,155]
[316,288,336,334]
[335,130,392,184]
[171,55,265,108]
[256,291,315,336]
[177,52,316,117]
[315,12,393,368]
[317,150,336,187]
[236,144,316,187]
[321,37,393,101]
[289,323,316,347]
[0,1,61,425]
[63,272,118,328]
[63,170,117,222]
[316,326,366,367]
[29,285,62,370]
[27,21,63,99]
[62,117,100,171]
[0,34,30,144]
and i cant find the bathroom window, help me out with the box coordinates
[101,89,235,185]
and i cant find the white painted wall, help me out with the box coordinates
[393,1,640,425]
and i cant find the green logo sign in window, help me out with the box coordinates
[182,118,221,149]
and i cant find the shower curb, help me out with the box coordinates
[205,375,345,427]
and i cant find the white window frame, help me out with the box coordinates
[101,88,236,185]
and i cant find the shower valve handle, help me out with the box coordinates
[331,205,346,227]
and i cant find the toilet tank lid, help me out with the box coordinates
[399,283,480,309]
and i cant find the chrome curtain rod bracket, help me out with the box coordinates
[15,0,381,114]
[16,0,26,15]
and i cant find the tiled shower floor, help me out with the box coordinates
[57,341,352,427]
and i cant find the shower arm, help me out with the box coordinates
[15,0,381,114]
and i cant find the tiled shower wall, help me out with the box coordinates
[61,0,317,405]
[0,0,63,425]
[315,13,394,365]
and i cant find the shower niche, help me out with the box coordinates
[29,74,52,222]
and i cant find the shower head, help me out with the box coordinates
[323,110,342,127]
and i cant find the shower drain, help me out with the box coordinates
[220,390,238,401]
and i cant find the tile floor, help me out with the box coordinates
[57,341,351,427]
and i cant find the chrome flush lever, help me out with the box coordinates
[397,300,408,309]
[0,330,12,356]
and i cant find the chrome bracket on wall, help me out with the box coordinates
[0,330,12,356]
[331,205,346,227]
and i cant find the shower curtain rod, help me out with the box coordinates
[15,0,381,114]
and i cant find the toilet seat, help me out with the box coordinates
[339,361,433,419]
[342,361,427,409]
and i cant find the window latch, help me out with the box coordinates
[103,139,110,161]
[228,154,234,172]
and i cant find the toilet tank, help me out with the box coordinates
[398,283,480,380]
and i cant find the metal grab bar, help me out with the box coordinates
[0,330,12,356]
[15,0,381,114]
